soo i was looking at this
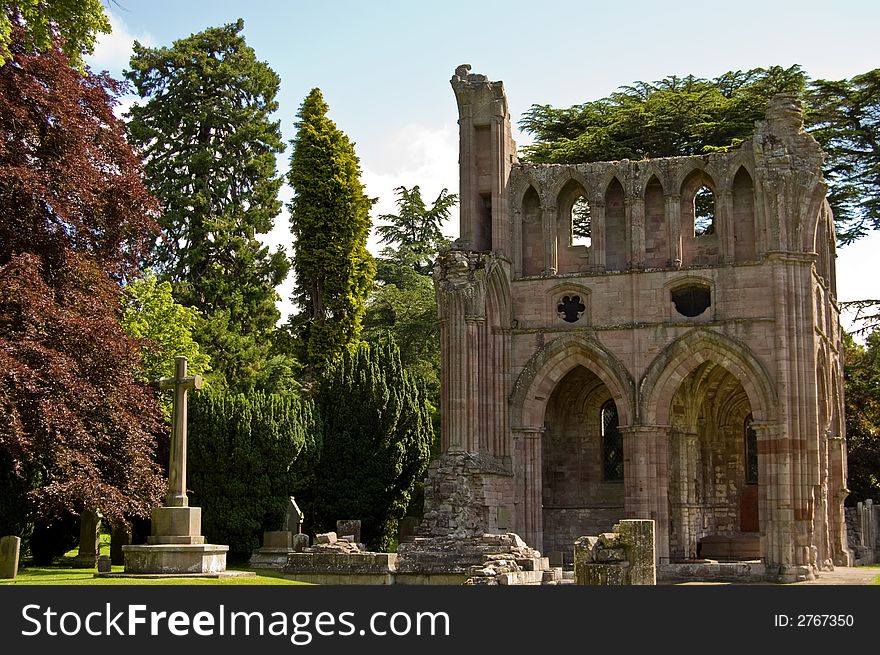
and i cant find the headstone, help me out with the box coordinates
[336,520,361,545]
[316,532,337,545]
[97,555,112,573]
[0,536,21,579]
[73,509,101,568]
[397,517,419,544]
[110,524,131,565]
[283,497,304,534]
[292,533,310,552]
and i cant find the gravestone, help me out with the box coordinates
[292,533,310,552]
[73,509,101,568]
[336,520,361,545]
[397,517,419,544]
[123,357,228,575]
[110,524,131,565]
[0,536,21,579]
[249,497,305,570]
[97,555,112,573]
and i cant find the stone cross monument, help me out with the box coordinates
[158,356,203,508]
[122,356,228,575]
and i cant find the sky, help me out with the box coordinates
[85,0,880,331]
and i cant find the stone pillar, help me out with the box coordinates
[0,536,21,579]
[629,197,645,269]
[73,509,101,568]
[513,427,544,552]
[754,420,796,576]
[591,201,606,271]
[665,194,682,267]
[622,426,670,562]
[542,205,557,275]
[717,190,735,263]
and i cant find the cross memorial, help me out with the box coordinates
[121,355,229,575]
[157,356,203,508]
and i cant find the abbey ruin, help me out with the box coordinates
[423,65,848,582]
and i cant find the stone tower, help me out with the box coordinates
[423,65,848,582]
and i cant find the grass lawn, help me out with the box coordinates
[0,566,307,585]
[1,533,307,585]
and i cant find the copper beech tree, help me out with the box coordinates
[0,27,166,535]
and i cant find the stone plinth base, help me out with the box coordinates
[148,506,204,545]
[96,570,254,580]
[249,548,293,571]
[123,543,228,574]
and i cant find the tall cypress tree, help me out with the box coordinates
[307,340,432,550]
[125,20,291,392]
[287,88,375,375]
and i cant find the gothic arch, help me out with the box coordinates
[510,334,635,429]
[547,168,597,206]
[639,328,777,425]
[508,168,547,209]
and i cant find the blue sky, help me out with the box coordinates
[87,0,880,328]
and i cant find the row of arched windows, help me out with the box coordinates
[516,166,756,276]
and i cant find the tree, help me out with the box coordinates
[376,185,456,275]
[1,0,110,69]
[843,331,880,505]
[188,390,318,558]
[305,340,432,549]
[0,27,164,536]
[808,70,880,244]
[287,88,375,375]
[519,65,880,243]
[125,20,291,392]
[520,66,807,162]
[121,272,212,420]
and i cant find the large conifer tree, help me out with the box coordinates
[288,88,375,374]
[125,20,290,392]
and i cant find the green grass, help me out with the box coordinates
[0,565,307,585]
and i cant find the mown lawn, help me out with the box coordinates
[0,566,307,585]
[1,534,307,585]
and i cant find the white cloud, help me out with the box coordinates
[86,11,153,74]
[362,122,460,252]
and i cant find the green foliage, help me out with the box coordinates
[0,27,165,531]
[844,331,880,505]
[287,88,375,375]
[0,0,110,69]
[121,272,212,420]
[808,70,880,244]
[125,20,292,393]
[376,185,456,275]
[306,340,432,550]
[187,390,319,559]
[519,65,880,243]
[521,66,806,162]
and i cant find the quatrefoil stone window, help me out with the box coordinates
[557,295,586,323]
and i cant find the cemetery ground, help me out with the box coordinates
[0,533,305,586]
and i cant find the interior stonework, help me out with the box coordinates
[426,64,848,582]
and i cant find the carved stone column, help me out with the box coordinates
[512,427,544,551]
[543,205,557,275]
[622,425,670,561]
[665,194,682,267]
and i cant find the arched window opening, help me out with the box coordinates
[602,400,623,481]
[694,185,715,236]
[571,195,591,247]
[671,284,711,317]
[745,414,758,485]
